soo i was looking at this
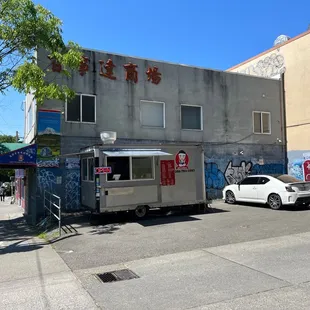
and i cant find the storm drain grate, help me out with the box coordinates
[96,269,139,283]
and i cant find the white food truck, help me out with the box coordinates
[68,133,209,218]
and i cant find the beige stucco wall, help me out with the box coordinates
[228,32,310,152]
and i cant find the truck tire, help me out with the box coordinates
[134,205,148,219]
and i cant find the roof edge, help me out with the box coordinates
[227,29,310,71]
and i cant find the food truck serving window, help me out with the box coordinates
[107,156,154,181]
[103,149,171,182]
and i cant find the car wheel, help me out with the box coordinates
[225,190,236,204]
[134,205,148,219]
[268,194,282,210]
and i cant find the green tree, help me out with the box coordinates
[0,134,15,143]
[0,135,16,182]
[0,0,83,104]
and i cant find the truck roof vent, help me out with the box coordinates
[100,131,117,144]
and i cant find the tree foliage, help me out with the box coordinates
[0,134,15,143]
[0,135,16,181]
[0,0,83,104]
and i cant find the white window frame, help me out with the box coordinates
[252,111,271,135]
[82,158,88,181]
[82,157,94,182]
[140,100,165,129]
[88,157,94,181]
[28,104,32,130]
[65,93,96,124]
[106,156,155,182]
[180,104,203,131]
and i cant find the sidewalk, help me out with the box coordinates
[0,200,99,310]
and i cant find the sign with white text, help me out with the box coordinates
[94,167,112,175]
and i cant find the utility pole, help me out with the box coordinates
[15,131,19,142]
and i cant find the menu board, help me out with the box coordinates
[160,160,176,186]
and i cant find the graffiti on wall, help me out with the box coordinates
[287,151,310,181]
[37,169,57,194]
[205,163,225,199]
[65,170,81,210]
[204,160,285,199]
[289,159,304,181]
[251,163,284,175]
[224,161,252,185]
[238,53,286,78]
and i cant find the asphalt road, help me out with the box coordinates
[54,201,310,271]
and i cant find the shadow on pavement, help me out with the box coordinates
[0,240,43,254]
[0,217,36,241]
[61,206,230,234]
[138,214,200,227]
[235,201,310,211]
[0,216,43,254]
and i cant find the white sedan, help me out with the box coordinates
[223,174,310,210]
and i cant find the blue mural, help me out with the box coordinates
[37,110,61,168]
[205,162,225,199]
[289,159,303,180]
[251,163,284,175]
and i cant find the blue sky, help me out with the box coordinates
[1,0,309,137]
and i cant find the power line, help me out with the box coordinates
[287,122,310,128]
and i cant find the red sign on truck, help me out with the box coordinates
[303,160,310,181]
[160,160,175,186]
[94,167,112,175]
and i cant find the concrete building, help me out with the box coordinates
[227,29,310,181]
[23,48,286,222]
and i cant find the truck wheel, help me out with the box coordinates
[134,205,148,219]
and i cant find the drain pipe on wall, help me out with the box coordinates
[280,72,288,174]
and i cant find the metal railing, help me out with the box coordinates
[44,190,62,236]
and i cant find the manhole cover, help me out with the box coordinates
[96,269,139,283]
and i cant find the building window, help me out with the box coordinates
[107,156,154,182]
[66,94,96,123]
[82,157,95,181]
[181,105,202,130]
[253,111,271,134]
[140,100,165,128]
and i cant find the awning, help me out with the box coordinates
[102,149,172,157]
[0,143,37,168]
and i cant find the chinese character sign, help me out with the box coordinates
[146,66,162,85]
[64,54,164,85]
[48,56,62,73]
[160,160,176,186]
[123,62,138,83]
[79,56,89,76]
[99,59,116,80]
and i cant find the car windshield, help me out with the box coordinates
[277,174,301,183]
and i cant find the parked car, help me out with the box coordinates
[223,174,310,210]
